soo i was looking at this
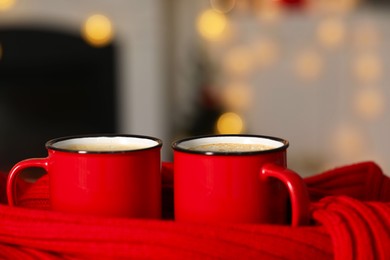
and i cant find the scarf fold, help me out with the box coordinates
[313,196,390,260]
[0,161,389,259]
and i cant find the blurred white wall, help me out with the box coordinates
[171,0,390,176]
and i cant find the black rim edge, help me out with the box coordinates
[171,134,289,155]
[46,134,163,154]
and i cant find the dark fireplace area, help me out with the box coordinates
[0,28,117,172]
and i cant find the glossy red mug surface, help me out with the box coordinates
[172,135,310,226]
[7,134,162,218]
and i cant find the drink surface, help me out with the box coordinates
[189,143,273,152]
[60,143,146,152]
[50,136,159,152]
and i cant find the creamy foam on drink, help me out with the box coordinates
[189,143,273,152]
[52,136,157,152]
[61,143,146,152]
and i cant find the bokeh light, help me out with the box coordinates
[253,38,279,68]
[353,53,382,83]
[82,14,114,47]
[294,50,324,81]
[317,18,346,49]
[216,112,244,134]
[197,9,228,41]
[354,88,384,120]
[353,21,381,50]
[309,0,359,14]
[331,124,365,159]
[255,0,282,23]
[222,82,252,111]
[210,0,236,13]
[222,46,254,77]
[256,0,281,19]
[0,0,15,11]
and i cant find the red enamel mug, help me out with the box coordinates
[7,134,162,218]
[172,134,310,226]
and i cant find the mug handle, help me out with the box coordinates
[7,158,49,206]
[260,163,311,226]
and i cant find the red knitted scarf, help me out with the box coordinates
[0,161,389,259]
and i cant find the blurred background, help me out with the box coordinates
[0,0,389,177]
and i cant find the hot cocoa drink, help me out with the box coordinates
[189,143,273,152]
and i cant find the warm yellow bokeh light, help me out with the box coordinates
[255,0,282,23]
[222,82,252,111]
[317,18,346,49]
[210,0,236,13]
[310,0,359,14]
[82,14,114,47]
[216,112,244,134]
[353,22,381,50]
[223,46,254,76]
[253,38,279,68]
[353,53,382,83]
[0,0,15,11]
[294,50,324,81]
[354,88,384,120]
[197,9,228,41]
[331,124,365,159]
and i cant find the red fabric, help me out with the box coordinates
[0,161,389,259]
[312,196,390,260]
[305,161,390,201]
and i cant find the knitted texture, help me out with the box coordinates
[0,161,389,259]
